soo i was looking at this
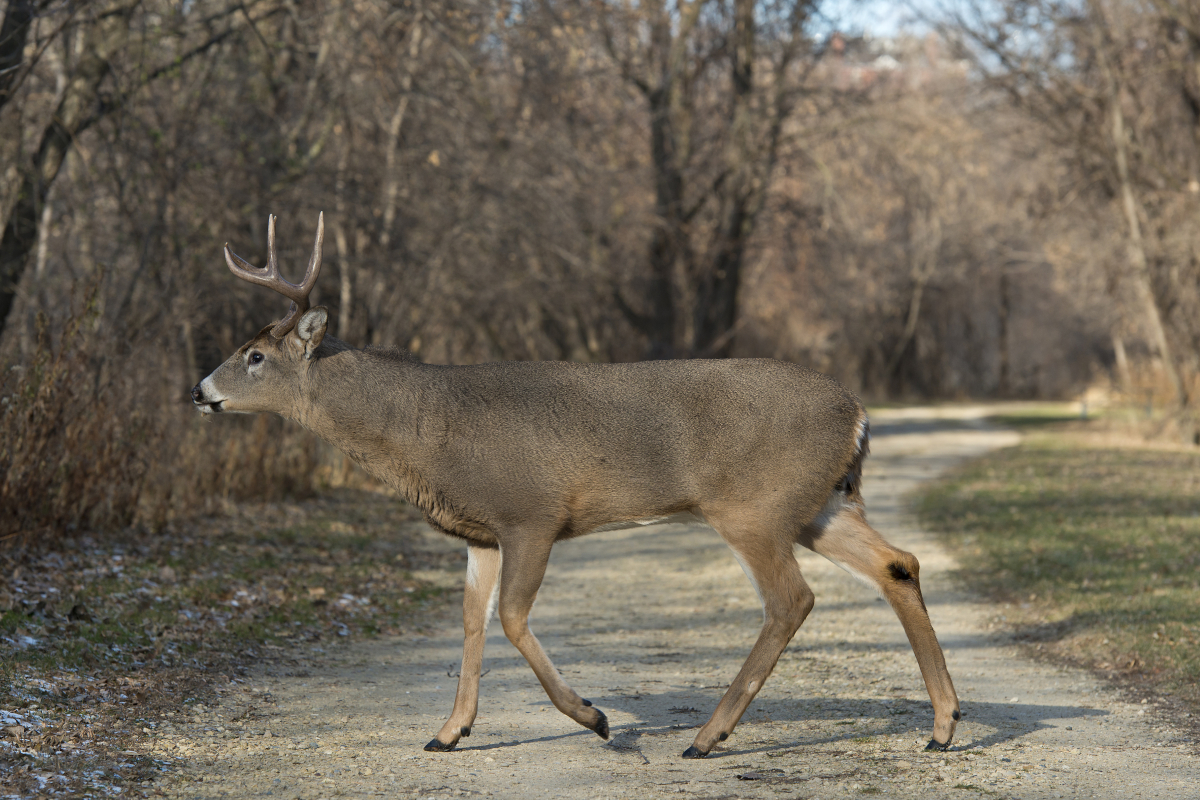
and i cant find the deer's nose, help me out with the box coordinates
[191,384,204,404]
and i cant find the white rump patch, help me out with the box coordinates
[854,413,869,457]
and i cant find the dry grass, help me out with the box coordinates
[919,417,1200,714]
[0,277,150,540]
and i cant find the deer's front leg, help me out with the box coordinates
[496,535,609,740]
[425,544,501,752]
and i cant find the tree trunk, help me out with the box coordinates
[643,81,684,358]
[0,2,132,339]
[605,0,805,359]
[1112,332,1131,394]
[692,0,755,358]
[334,126,352,340]
[1108,75,1188,407]
[997,270,1011,396]
[0,0,45,115]
[1088,11,1189,408]
[885,211,941,389]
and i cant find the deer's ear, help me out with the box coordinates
[296,307,328,359]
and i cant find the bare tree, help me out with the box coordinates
[584,0,821,357]
[735,33,1112,399]
[947,0,1200,410]
[0,0,246,340]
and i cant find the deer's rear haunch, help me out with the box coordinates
[192,214,961,758]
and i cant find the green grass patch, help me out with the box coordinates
[918,427,1200,709]
[985,406,1084,429]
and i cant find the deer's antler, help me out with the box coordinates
[224,213,324,338]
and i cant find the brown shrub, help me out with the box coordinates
[0,274,325,545]
[0,276,148,540]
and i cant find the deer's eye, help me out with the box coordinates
[248,351,265,366]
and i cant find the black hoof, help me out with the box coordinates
[424,738,457,752]
[925,737,950,752]
[681,745,708,759]
[592,708,610,740]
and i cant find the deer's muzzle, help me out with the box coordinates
[191,383,222,414]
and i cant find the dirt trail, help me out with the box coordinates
[156,409,1199,799]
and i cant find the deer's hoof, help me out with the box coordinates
[681,745,708,759]
[424,738,456,752]
[591,708,609,740]
[924,737,950,752]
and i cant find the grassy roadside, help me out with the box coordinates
[917,415,1200,717]
[0,489,459,798]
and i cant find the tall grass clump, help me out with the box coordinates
[0,276,151,541]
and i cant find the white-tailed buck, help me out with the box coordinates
[192,214,961,757]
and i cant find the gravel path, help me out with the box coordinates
[155,408,1199,799]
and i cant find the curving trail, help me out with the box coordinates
[158,408,1199,800]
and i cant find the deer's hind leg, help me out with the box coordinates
[684,517,816,758]
[800,498,960,750]
[427,544,501,752]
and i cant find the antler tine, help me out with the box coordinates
[298,211,324,298]
[265,213,280,281]
[222,213,325,339]
[269,212,324,338]
[224,214,282,288]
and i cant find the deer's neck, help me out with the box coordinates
[293,347,495,543]
[294,346,429,488]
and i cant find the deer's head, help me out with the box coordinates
[191,214,330,416]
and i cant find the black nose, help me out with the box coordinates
[191,384,203,404]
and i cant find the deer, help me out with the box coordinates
[191,213,961,758]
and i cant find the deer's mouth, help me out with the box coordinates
[191,379,226,414]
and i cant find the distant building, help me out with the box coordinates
[818,32,969,93]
